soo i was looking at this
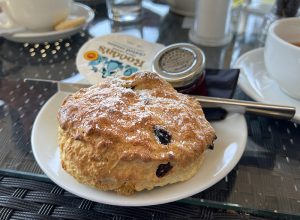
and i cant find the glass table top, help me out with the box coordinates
[0,1,299,218]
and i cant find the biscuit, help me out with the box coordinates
[57,72,216,195]
[54,16,86,31]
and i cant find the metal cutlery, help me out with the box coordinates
[191,95,295,120]
[24,78,296,120]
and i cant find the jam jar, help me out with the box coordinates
[152,43,207,95]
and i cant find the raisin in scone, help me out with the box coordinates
[57,72,216,195]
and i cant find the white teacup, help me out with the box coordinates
[0,0,73,32]
[264,18,300,100]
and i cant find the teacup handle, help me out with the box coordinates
[0,0,25,35]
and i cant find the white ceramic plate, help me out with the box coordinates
[234,48,300,123]
[2,3,94,43]
[31,92,247,206]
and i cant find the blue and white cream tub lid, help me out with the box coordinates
[76,34,165,84]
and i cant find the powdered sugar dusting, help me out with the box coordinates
[58,72,215,161]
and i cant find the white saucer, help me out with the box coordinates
[234,48,300,123]
[1,3,94,43]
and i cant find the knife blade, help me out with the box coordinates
[24,78,296,120]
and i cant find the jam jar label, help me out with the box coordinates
[159,48,196,73]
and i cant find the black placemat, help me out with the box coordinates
[201,68,240,121]
[205,68,240,99]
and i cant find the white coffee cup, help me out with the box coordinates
[0,0,73,32]
[264,18,300,100]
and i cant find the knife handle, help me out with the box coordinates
[191,95,296,120]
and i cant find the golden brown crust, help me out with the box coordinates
[57,71,216,195]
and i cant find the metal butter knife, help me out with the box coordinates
[24,79,296,120]
[191,95,295,120]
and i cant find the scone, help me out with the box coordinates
[57,72,216,195]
